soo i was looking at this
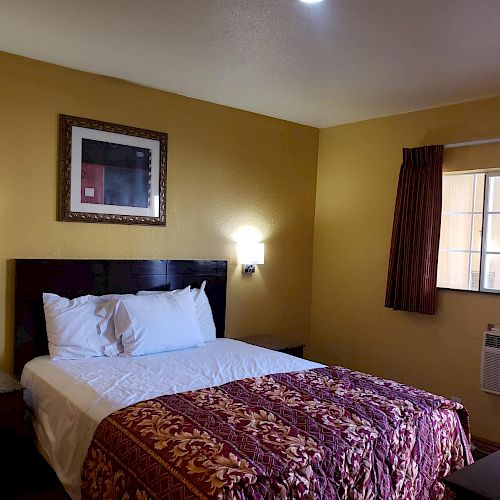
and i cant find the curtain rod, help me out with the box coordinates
[444,137,500,149]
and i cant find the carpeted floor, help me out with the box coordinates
[471,435,500,461]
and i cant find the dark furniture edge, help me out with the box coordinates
[443,450,500,499]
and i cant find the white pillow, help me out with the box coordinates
[137,281,216,342]
[43,293,124,360]
[137,285,190,297]
[113,291,204,356]
[191,282,216,342]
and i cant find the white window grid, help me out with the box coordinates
[439,170,500,293]
[480,171,500,293]
[440,172,482,291]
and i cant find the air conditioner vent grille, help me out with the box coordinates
[481,332,500,395]
[485,333,500,349]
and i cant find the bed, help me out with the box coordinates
[15,259,473,499]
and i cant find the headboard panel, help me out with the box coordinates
[14,259,227,376]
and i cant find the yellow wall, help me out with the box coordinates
[0,51,319,372]
[311,96,500,443]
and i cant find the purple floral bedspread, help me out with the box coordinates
[82,366,472,499]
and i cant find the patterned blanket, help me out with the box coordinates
[81,366,472,499]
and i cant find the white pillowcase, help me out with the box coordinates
[113,291,204,356]
[137,281,216,342]
[43,293,125,360]
[191,282,217,342]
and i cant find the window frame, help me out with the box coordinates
[438,170,500,294]
[479,171,500,293]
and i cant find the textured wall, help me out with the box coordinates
[311,95,500,443]
[0,51,319,372]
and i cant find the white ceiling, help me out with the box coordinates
[1,0,500,127]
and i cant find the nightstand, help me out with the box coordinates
[0,369,68,498]
[443,451,500,499]
[239,335,305,358]
[0,369,25,434]
[0,369,29,497]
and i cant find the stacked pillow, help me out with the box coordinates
[137,281,216,343]
[43,293,126,360]
[42,281,216,360]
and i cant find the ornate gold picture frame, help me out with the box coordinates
[59,115,167,225]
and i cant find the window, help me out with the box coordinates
[438,171,500,292]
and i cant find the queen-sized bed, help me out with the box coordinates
[15,259,472,499]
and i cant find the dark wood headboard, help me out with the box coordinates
[14,259,227,376]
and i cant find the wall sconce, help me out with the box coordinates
[237,242,265,274]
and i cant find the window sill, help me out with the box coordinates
[438,287,500,296]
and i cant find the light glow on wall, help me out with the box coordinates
[232,225,263,245]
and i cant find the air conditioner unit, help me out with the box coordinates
[481,332,500,395]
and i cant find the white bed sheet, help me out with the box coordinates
[21,338,323,499]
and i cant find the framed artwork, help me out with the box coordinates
[59,115,167,225]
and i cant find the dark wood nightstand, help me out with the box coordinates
[0,369,25,433]
[239,335,305,358]
[443,451,500,499]
[0,369,29,497]
[0,369,68,499]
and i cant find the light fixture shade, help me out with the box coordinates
[237,242,265,265]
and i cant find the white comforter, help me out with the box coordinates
[21,338,323,499]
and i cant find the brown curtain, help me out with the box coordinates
[385,145,444,314]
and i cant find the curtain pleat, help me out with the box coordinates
[385,145,443,314]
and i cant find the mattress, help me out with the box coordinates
[21,338,323,499]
